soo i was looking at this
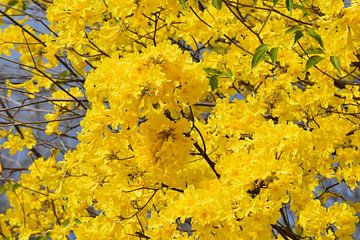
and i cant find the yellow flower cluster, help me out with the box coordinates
[1,128,36,155]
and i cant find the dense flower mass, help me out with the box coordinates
[0,0,359,239]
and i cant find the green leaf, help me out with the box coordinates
[63,219,70,227]
[8,0,18,6]
[307,29,324,49]
[269,47,279,65]
[273,0,279,6]
[60,70,71,79]
[0,182,20,194]
[12,183,21,191]
[209,75,219,91]
[204,67,222,91]
[253,0,258,5]
[286,26,302,34]
[330,56,341,72]
[204,67,222,75]
[0,182,10,194]
[74,218,82,224]
[286,0,294,13]
[34,232,51,240]
[306,55,324,71]
[305,47,325,55]
[293,4,309,16]
[252,44,268,68]
[179,0,187,10]
[212,0,222,10]
[23,0,28,10]
[223,69,234,80]
[293,31,303,45]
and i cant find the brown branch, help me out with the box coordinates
[51,199,61,226]
[14,191,27,227]
[193,142,220,179]
[224,1,264,44]
[225,1,312,26]
[189,7,212,28]
[0,9,84,79]
[0,114,84,127]
[0,9,45,47]
[161,183,184,193]
[314,182,340,200]
[188,106,220,179]
[119,189,158,220]
[0,99,41,158]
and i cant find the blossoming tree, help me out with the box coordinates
[0,0,359,239]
